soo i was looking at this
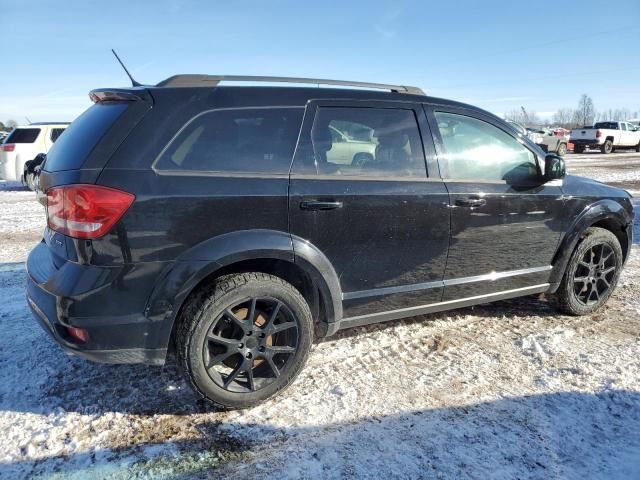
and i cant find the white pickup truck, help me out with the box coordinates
[570,121,640,154]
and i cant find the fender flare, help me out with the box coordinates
[549,199,632,289]
[143,229,343,353]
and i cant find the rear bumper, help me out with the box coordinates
[571,139,602,148]
[26,240,169,365]
[0,158,17,181]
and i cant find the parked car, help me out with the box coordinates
[27,76,634,409]
[326,123,377,165]
[0,131,9,143]
[570,121,640,154]
[0,122,68,182]
[526,128,568,155]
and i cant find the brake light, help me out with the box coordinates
[596,129,602,138]
[2,144,15,152]
[46,185,135,239]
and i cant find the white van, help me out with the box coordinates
[0,123,69,181]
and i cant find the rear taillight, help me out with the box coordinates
[65,326,90,344]
[46,185,135,239]
[2,144,15,152]
[596,129,602,138]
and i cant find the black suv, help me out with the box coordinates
[27,75,634,409]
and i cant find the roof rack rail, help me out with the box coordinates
[156,74,425,95]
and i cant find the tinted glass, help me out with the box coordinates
[594,122,618,129]
[310,107,425,177]
[50,128,66,142]
[434,112,538,182]
[6,128,40,143]
[45,103,128,172]
[155,107,304,174]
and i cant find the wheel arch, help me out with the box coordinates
[549,200,632,290]
[144,229,343,357]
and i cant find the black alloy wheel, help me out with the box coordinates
[178,272,313,409]
[572,243,616,306]
[203,297,298,393]
[549,227,623,316]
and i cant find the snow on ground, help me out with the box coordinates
[0,155,639,479]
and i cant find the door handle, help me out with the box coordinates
[454,197,486,208]
[300,200,344,211]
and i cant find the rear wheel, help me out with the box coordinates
[557,143,567,156]
[549,227,622,315]
[601,139,613,154]
[25,173,35,191]
[177,272,313,409]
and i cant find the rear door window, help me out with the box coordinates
[6,128,40,143]
[309,107,426,177]
[45,103,128,172]
[154,107,304,174]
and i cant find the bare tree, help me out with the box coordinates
[552,108,576,128]
[504,108,540,127]
[576,94,595,126]
[5,120,18,129]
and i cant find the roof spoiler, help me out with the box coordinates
[89,89,146,103]
[156,74,425,95]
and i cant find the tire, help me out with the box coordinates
[26,173,34,191]
[177,272,314,409]
[549,227,623,316]
[574,145,585,154]
[557,143,567,156]
[601,139,613,154]
[635,142,640,153]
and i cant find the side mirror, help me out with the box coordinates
[544,153,565,180]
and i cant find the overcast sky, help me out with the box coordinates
[1,0,639,124]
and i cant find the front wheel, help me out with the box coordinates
[601,139,613,154]
[177,272,313,409]
[549,227,623,316]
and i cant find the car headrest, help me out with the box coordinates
[376,129,408,149]
[312,126,332,153]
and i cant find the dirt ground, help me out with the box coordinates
[0,152,638,479]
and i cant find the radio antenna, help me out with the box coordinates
[111,49,141,87]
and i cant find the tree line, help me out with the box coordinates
[0,120,18,132]
[504,94,639,129]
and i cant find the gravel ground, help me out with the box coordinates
[0,154,638,479]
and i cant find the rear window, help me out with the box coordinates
[45,103,128,172]
[6,128,40,144]
[154,107,304,174]
[594,122,618,130]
